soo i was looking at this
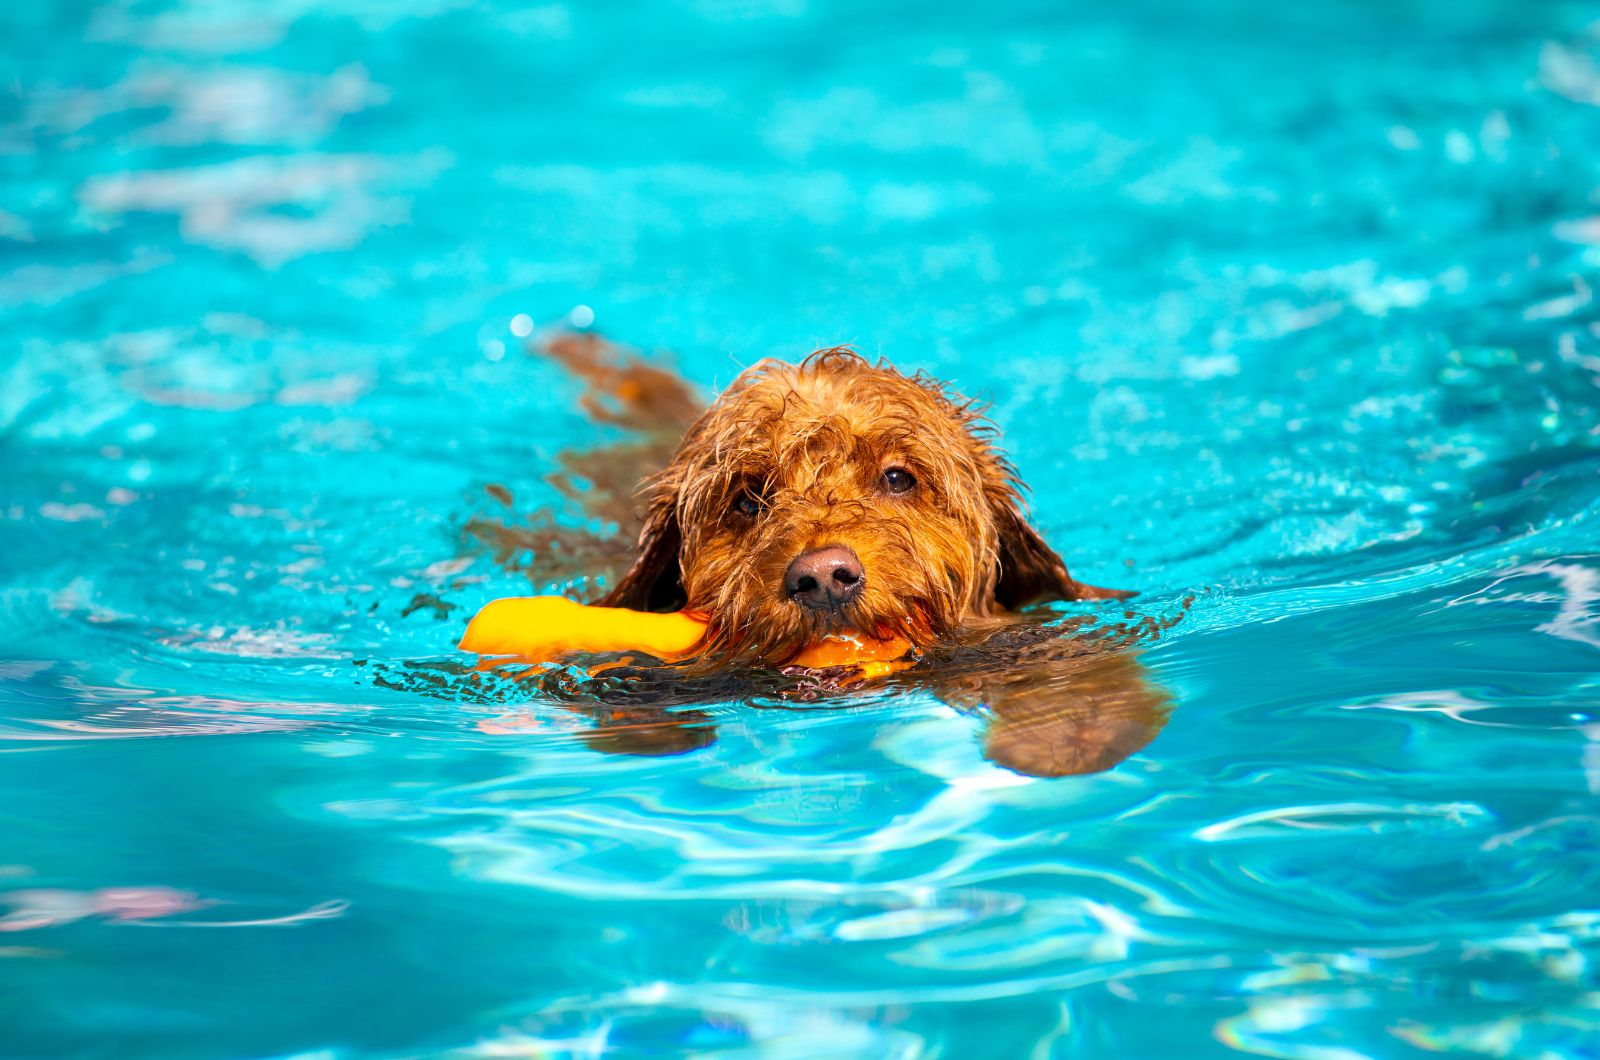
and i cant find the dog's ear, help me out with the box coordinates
[599,489,687,613]
[991,489,1133,608]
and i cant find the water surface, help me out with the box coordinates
[3,1,1600,1056]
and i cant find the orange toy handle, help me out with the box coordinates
[458,596,707,661]
[458,595,914,671]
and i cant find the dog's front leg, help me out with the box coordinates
[930,649,1172,777]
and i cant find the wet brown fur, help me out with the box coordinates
[458,333,702,600]
[602,346,1130,666]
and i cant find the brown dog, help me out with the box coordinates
[603,346,1131,664]
[461,334,1172,776]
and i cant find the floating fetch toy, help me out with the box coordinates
[458,596,914,677]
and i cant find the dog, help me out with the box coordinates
[601,344,1132,664]
[455,333,1173,777]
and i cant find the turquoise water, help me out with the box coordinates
[5,0,1600,1055]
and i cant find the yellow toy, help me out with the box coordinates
[458,596,913,676]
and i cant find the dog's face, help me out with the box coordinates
[602,348,1125,665]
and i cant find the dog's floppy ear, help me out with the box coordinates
[990,488,1133,608]
[599,487,687,613]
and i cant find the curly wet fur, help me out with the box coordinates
[601,347,1130,665]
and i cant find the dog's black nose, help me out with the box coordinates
[784,545,864,610]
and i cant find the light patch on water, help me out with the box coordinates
[874,715,1034,790]
[0,208,34,242]
[90,0,480,48]
[1387,125,1422,150]
[1456,560,1600,651]
[1246,259,1440,317]
[0,886,206,931]
[457,1026,611,1059]
[1214,996,1373,1060]
[158,624,342,659]
[38,502,107,523]
[0,251,171,311]
[1540,33,1600,107]
[1196,801,1488,841]
[80,152,447,266]
[26,64,384,148]
[1529,561,1600,650]
[275,374,371,407]
[2,712,308,741]
[1524,275,1592,321]
[1179,353,1241,380]
[1342,690,1545,729]
[831,905,973,941]
[303,739,375,758]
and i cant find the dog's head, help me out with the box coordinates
[601,348,1127,664]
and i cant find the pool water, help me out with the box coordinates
[4,1,1600,1055]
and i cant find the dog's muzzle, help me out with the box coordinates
[784,545,864,610]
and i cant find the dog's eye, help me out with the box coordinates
[881,467,917,495]
[733,493,762,518]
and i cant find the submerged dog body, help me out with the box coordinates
[603,347,1129,665]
